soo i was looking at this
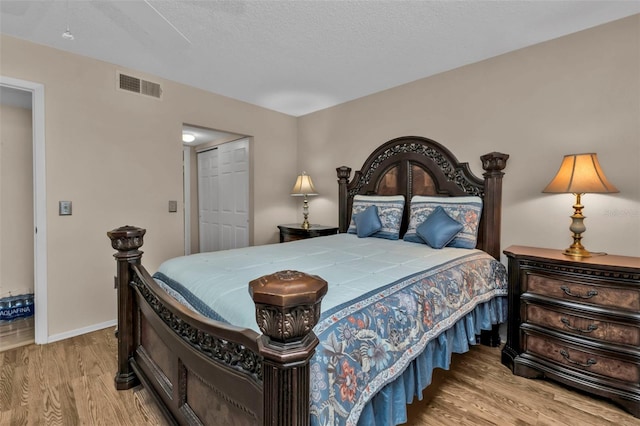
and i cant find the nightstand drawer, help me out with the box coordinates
[526,272,640,312]
[524,304,640,347]
[524,333,639,384]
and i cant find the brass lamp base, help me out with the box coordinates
[301,195,311,230]
[563,193,591,258]
[563,245,591,258]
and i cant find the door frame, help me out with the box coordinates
[183,146,191,255]
[0,76,48,344]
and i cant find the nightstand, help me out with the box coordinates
[277,224,338,243]
[501,245,640,417]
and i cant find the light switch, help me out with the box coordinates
[168,200,178,213]
[59,201,72,216]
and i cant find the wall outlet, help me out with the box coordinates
[59,201,72,216]
[168,200,178,213]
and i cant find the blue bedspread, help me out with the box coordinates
[152,234,507,426]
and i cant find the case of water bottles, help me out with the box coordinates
[0,293,34,322]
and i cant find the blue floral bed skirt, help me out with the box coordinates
[356,296,507,426]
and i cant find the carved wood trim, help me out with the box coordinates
[132,274,263,382]
[346,141,483,198]
[254,304,321,343]
[519,260,640,282]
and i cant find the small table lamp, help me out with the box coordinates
[542,153,619,258]
[291,172,318,230]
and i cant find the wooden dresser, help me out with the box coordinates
[501,245,640,417]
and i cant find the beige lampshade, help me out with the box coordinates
[291,172,317,196]
[542,153,619,194]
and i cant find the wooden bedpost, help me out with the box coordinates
[250,271,328,426]
[337,166,352,233]
[107,225,146,390]
[480,152,509,260]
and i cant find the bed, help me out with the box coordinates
[107,135,509,426]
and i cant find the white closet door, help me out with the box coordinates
[198,138,249,252]
[198,148,220,253]
[219,138,249,250]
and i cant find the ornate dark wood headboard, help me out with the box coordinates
[336,136,508,259]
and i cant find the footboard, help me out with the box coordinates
[108,226,327,425]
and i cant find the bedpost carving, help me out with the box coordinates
[480,152,509,259]
[250,270,328,426]
[337,166,352,233]
[107,225,146,390]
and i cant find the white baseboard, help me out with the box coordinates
[47,319,117,344]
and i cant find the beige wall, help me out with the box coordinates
[0,35,298,337]
[0,104,33,297]
[298,15,640,259]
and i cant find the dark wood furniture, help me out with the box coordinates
[277,224,338,242]
[107,136,508,425]
[501,245,640,417]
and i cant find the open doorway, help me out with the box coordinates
[0,76,47,347]
[182,124,252,255]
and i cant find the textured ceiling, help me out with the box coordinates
[1,1,639,116]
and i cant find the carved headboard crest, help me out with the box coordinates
[346,143,484,198]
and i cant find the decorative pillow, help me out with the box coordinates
[353,205,383,238]
[404,196,482,248]
[417,206,464,249]
[347,195,405,240]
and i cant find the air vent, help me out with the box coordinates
[117,72,162,99]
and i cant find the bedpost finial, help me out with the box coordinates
[107,225,146,253]
[249,270,328,343]
[337,166,351,182]
[481,152,509,175]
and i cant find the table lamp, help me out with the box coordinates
[542,153,619,257]
[291,172,317,230]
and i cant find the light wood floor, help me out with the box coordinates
[0,327,637,425]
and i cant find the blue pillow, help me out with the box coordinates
[354,205,383,238]
[417,206,464,249]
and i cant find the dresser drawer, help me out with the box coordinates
[524,332,639,384]
[525,272,640,312]
[524,303,640,347]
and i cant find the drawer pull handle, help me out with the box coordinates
[560,285,598,299]
[560,349,597,368]
[560,317,598,333]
